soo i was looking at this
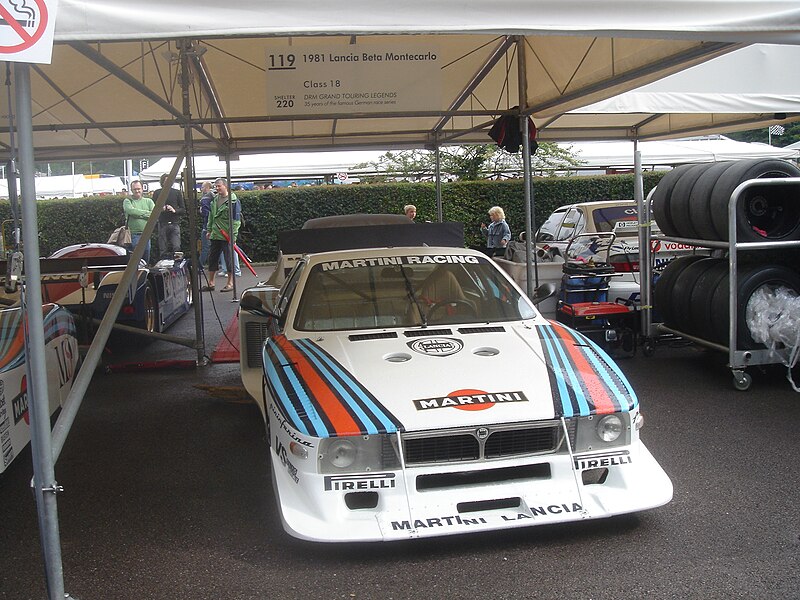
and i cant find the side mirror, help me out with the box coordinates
[240,293,278,318]
[531,282,557,305]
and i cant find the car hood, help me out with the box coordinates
[265,320,637,438]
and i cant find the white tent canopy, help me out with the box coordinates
[0,174,126,199]
[566,136,800,171]
[550,44,800,141]
[140,151,387,183]
[2,2,798,161]
[140,137,800,182]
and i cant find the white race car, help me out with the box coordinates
[240,241,672,542]
[0,304,80,474]
[496,200,701,316]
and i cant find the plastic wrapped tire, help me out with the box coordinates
[709,158,800,241]
[653,255,706,327]
[652,164,692,237]
[687,161,738,241]
[709,264,800,349]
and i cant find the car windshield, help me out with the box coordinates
[293,254,536,331]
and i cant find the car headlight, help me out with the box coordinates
[318,434,400,474]
[328,439,357,469]
[571,413,631,452]
[596,415,623,442]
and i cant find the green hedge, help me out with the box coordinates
[2,173,665,261]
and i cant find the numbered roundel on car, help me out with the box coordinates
[407,337,463,356]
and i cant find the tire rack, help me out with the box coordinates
[640,177,800,391]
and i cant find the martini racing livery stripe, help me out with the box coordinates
[536,322,636,416]
[264,335,403,438]
[0,305,76,373]
[0,309,25,372]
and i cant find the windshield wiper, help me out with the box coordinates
[400,266,427,327]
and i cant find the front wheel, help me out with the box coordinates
[140,281,158,333]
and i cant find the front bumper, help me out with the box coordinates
[271,440,672,542]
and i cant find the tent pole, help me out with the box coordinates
[5,64,20,250]
[517,37,535,298]
[434,140,443,222]
[225,153,237,300]
[180,40,206,363]
[14,62,67,600]
[634,138,652,339]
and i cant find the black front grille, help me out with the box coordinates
[485,427,559,458]
[403,422,566,466]
[404,434,478,464]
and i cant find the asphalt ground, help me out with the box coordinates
[1,265,799,600]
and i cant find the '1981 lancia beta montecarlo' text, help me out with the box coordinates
[239,244,672,542]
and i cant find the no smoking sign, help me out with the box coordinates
[0,0,57,64]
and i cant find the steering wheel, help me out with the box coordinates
[428,299,477,320]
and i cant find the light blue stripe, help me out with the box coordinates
[544,324,591,416]
[537,326,573,418]
[262,343,310,436]
[264,340,328,437]
[267,340,328,437]
[297,339,397,434]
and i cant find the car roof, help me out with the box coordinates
[302,213,413,229]
[555,200,635,211]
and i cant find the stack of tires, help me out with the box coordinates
[652,158,800,349]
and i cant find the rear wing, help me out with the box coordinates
[277,222,464,255]
[0,255,131,277]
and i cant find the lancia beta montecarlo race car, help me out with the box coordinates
[239,227,672,542]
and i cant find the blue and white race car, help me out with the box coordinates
[42,243,192,334]
[239,229,672,542]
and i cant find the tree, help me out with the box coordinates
[354,143,581,182]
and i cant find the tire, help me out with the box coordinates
[668,257,719,334]
[687,161,738,241]
[709,158,800,241]
[669,163,715,239]
[139,281,159,333]
[653,255,706,326]
[185,267,193,307]
[709,264,800,349]
[687,259,728,341]
[652,164,692,237]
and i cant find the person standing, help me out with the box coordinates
[204,178,241,293]
[199,181,213,269]
[154,173,186,260]
[404,204,417,220]
[480,206,511,257]
[122,181,155,263]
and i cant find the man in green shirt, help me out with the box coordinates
[204,178,241,292]
[123,181,155,263]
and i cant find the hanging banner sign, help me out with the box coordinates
[265,42,441,116]
[0,0,57,64]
